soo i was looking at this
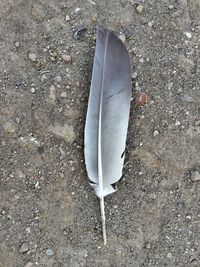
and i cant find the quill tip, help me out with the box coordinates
[100,197,107,245]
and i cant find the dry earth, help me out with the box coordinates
[0,0,200,266]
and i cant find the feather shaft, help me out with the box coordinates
[100,196,107,245]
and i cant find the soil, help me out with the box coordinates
[0,0,200,266]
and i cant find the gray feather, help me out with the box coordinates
[84,27,132,198]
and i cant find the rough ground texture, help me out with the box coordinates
[0,0,200,266]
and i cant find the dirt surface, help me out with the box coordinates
[0,0,200,266]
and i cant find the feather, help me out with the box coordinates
[84,27,132,245]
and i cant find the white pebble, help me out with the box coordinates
[65,15,70,21]
[61,92,67,98]
[46,248,54,256]
[148,21,153,28]
[184,32,192,39]
[28,53,37,62]
[15,41,20,48]
[132,72,138,79]
[30,87,36,93]
[136,4,144,14]
[168,5,173,10]
[153,130,159,137]
[191,171,200,182]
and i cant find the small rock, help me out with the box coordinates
[50,56,56,62]
[168,5,174,10]
[24,262,34,267]
[1,209,6,215]
[62,54,71,63]
[138,92,148,106]
[30,87,36,94]
[61,92,67,98]
[65,14,70,21]
[41,74,48,81]
[191,171,200,182]
[28,53,37,62]
[175,120,181,126]
[15,41,20,48]
[91,14,97,23]
[148,21,153,28]
[16,80,22,87]
[167,252,172,258]
[19,242,29,253]
[15,117,21,124]
[35,61,42,69]
[46,248,54,256]
[153,130,159,137]
[54,75,62,83]
[50,51,58,58]
[182,93,194,103]
[184,32,192,39]
[139,58,144,63]
[132,72,138,79]
[136,4,144,14]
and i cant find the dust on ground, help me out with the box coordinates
[0,1,200,266]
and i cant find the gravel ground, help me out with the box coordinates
[0,0,200,266]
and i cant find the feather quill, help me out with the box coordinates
[84,27,132,245]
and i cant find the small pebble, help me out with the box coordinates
[175,120,180,126]
[191,171,200,182]
[19,242,29,253]
[15,117,21,124]
[153,130,159,137]
[136,4,144,14]
[50,51,58,58]
[50,56,56,62]
[65,15,70,21]
[139,58,144,63]
[62,54,72,63]
[91,14,97,23]
[148,21,153,28]
[35,61,42,69]
[16,80,22,87]
[24,262,33,267]
[15,41,20,48]
[184,32,192,39]
[168,5,173,10]
[41,74,48,81]
[1,209,6,215]
[61,92,67,98]
[132,72,138,79]
[46,248,54,256]
[138,93,148,106]
[167,252,172,258]
[28,53,37,62]
[30,87,36,94]
[54,75,62,83]
[182,93,194,103]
